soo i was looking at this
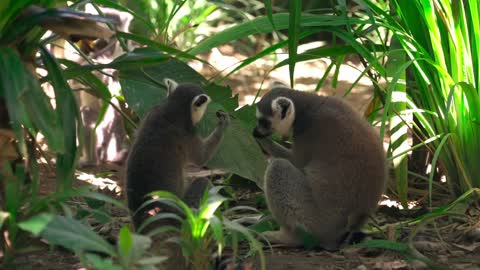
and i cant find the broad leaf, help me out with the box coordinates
[117,226,152,267]
[18,213,53,235]
[31,214,116,256]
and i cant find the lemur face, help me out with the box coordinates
[253,96,295,139]
[164,78,211,125]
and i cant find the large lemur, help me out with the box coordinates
[126,79,230,229]
[253,87,387,250]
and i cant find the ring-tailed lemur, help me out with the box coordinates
[126,79,230,229]
[253,87,387,250]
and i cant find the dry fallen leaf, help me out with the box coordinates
[0,128,19,162]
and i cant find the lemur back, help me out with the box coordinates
[254,87,387,250]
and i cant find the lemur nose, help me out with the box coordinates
[253,127,269,138]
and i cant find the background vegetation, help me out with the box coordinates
[0,0,479,269]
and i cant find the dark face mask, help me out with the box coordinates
[253,117,272,138]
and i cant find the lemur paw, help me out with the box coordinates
[216,110,230,129]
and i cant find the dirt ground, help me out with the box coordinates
[8,45,480,270]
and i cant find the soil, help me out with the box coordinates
[5,44,480,270]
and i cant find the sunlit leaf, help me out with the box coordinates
[18,213,53,235]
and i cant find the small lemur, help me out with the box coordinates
[126,79,230,229]
[253,87,387,250]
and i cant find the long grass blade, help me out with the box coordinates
[40,47,80,191]
[287,0,301,87]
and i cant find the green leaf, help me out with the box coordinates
[38,215,116,256]
[91,0,157,33]
[129,232,152,263]
[136,256,168,266]
[190,13,369,55]
[274,45,363,69]
[386,38,409,208]
[0,1,34,35]
[108,47,170,70]
[204,83,238,112]
[199,195,227,220]
[144,191,195,227]
[40,47,79,191]
[137,213,183,234]
[197,106,267,186]
[58,59,111,101]
[217,31,316,84]
[84,253,122,270]
[116,31,205,63]
[77,190,128,211]
[90,209,111,224]
[223,218,265,269]
[264,0,275,30]
[0,47,64,151]
[118,226,133,266]
[18,213,54,235]
[287,0,301,87]
[208,215,224,248]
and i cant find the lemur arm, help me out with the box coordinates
[188,111,229,166]
[256,137,293,161]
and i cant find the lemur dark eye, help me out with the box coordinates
[194,95,208,107]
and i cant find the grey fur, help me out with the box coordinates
[126,82,230,229]
[254,87,387,250]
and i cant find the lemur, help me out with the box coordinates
[126,79,230,229]
[253,87,387,250]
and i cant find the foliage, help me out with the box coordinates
[20,213,166,270]
[358,0,480,201]
[137,187,265,270]
[121,0,218,49]
[18,187,265,270]
[0,2,85,263]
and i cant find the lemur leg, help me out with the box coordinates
[262,158,316,247]
[183,177,211,209]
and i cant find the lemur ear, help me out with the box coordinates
[272,97,294,120]
[164,78,179,97]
